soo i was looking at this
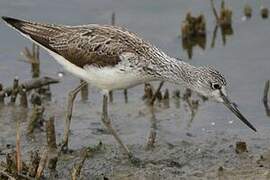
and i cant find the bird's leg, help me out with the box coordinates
[145,81,164,149]
[101,94,132,157]
[60,81,88,152]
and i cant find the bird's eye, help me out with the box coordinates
[212,83,221,90]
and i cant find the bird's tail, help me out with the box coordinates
[2,16,65,49]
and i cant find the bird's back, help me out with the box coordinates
[2,16,156,68]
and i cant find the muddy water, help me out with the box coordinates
[1,0,270,179]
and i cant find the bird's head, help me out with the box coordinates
[190,66,257,132]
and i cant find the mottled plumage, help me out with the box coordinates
[2,16,256,136]
[2,16,227,92]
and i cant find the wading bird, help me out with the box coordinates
[2,16,256,159]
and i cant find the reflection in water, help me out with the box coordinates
[148,87,207,129]
[182,89,205,128]
[169,88,206,128]
[211,24,233,48]
[181,13,206,59]
[261,6,269,19]
[211,0,234,48]
[172,90,181,108]
[244,4,252,19]
[182,35,206,59]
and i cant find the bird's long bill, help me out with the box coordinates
[220,91,257,132]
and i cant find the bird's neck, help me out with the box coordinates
[155,56,198,87]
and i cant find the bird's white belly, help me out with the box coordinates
[48,50,147,90]
[83,65,146,90]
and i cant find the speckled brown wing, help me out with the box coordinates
[48,27,130,67]
[2,17,143,68]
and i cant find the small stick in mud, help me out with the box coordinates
[71,142,103,180]
[263,80,270,116]
[70,152,87,180]
[10,77,19,104]
[16,121,22,173]
[21,43,40,78]
[19,88,28,108]
[46,117,57,149]
[35,148,48,179]
[61,81,88,152]
[46,117,58,177]
[27,93,44,134]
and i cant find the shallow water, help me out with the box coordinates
[0,0,270,179]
